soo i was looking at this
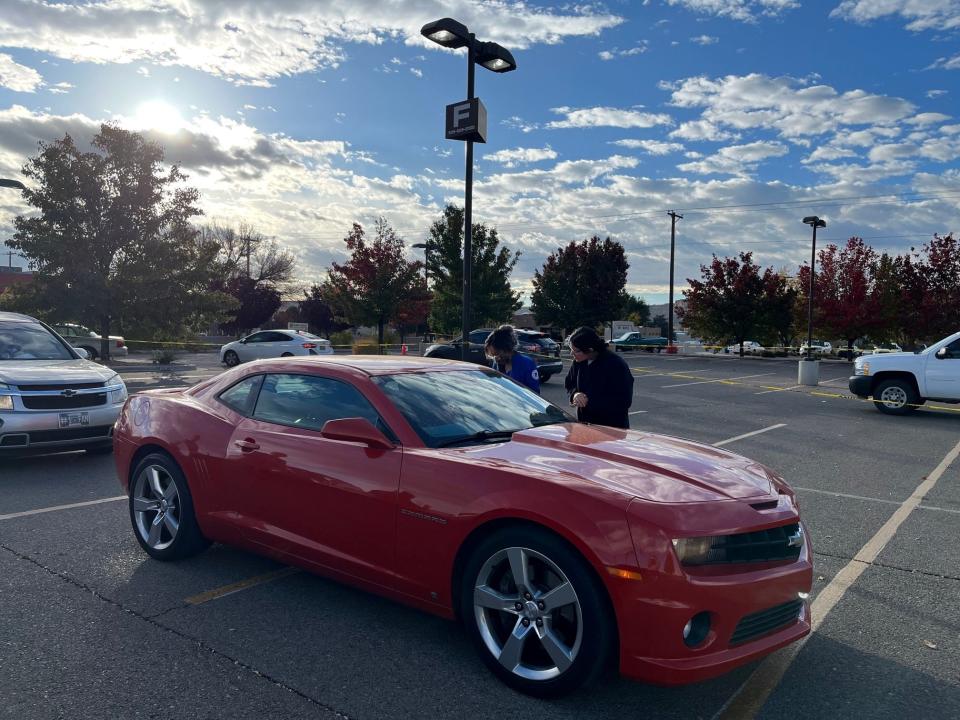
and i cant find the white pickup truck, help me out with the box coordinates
[849,330,960,414]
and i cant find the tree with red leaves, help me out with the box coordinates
[796,237,878,355]
[322,218,427,348]
[678,252,766,355]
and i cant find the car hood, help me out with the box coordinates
[460,423,777,503]
[0,359,119,385]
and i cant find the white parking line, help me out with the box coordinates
[712,424,787,447]
[793,486,960,516]
[662,372,775,389]
[0,495,126,521]
[628,410,648,415]
[713,437,960,720]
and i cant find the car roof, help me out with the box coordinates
[239,355,471,376]
[0,311,39,323]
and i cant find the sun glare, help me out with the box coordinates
[132,100,184,132]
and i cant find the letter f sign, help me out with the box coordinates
[453,102,471,128]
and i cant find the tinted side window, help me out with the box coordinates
[264,332,293,342]
[945,339,960,358]
[218,375,263,415]
[469,330,490,344]
[245,332,269,343]
[254,374,381,432]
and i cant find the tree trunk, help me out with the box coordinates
[377,320,385,354]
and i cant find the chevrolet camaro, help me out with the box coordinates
[113,356,812,696]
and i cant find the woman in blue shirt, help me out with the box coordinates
[485,325,540,394]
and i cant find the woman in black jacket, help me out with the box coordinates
[564,326,634,428]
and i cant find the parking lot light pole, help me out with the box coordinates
[421,18,516,361]
[802,216,826,362]
[412,242,430,284]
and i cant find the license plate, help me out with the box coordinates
[59,412,89,428]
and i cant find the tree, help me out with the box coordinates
[652,314,669,338]
[202,221,296,288]
[300,284,350,338]
[796,237,878,354]
[678,252,766,355]
[219,277,281,334]
[622,295,651,327]
[531,236,629,332]
[9,125,229,358]
[758,270,797,350]
[426,204,521,334]
[914,233,960,340]
[323,218,426,347]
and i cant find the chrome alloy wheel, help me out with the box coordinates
[879,384,908,409]
[473,546,583,681]
[132,464,181,551]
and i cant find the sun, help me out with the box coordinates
[132,100,184,132]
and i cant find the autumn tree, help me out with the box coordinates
[300,284,350,338]
[758,270,797,350]
[678,252,766,355]
[219,277,281,334]
[426,204,521,334]
[531,236,629,332]
[913,233,960,340]
[323,218,427,347]
[9,124,232,359]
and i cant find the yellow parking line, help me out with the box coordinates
[184,567,300,606]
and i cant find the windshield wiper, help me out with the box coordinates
[436,429,521,448]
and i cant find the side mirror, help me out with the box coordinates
[239,338,248,344]
[936,347,948,359]
[321,417,394,450]
[75,347,89,359]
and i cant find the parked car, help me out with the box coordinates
[849,330,960,414]
[52,322,128,360]
[611,333,670,353]
[423,328,564,383]
[220,330,333,367]
[0,312,127,454]
[724,341,764,355]
[871,343,903,354]
[798,340,832,355]
[114,355,811,696]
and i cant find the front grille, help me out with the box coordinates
[16,382,104,391]
[730,599,803,646]
[25,425,112,444]
[687,523,802,565]
[22,393,107,410]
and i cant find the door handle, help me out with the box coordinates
[234,438,260,452]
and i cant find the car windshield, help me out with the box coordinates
[0,322,75,360]
[373,369,573,448]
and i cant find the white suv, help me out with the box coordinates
[0,312,127,454]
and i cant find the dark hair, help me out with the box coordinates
[568,326,606,354]
[485,325,518,354]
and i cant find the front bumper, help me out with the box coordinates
[614,524,813,685]
[0,405,120,452]
[848,375,872,397]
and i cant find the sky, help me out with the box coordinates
[0,0,958,305]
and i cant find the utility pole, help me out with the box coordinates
[667,211,682,348]
[245,235,251,279]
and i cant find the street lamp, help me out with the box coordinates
[411,242,430,284]
[421,18,516,360]
[0,179,26,190]
[801,216,826,362]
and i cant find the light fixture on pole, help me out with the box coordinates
[801,215,825,362]
[421,17,516,361]
[411,242,431,283]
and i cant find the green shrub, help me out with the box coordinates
[352,341,380,355]
[329,330,353,349]
[151,348,177,365]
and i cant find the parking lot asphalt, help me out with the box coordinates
[1,351,958,719]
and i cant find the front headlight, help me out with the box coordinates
[0,383,12,411]
[106,374,128,404]
[857,361,870,376]
[672,536,717,565]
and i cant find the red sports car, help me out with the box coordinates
[113,356,812,696]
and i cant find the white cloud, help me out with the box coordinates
[831,1,960,32]
[483,146,558,168]
[597,42,649,60]
[667,73,915,140]
[926,89,948,98]
[409,67,422,78]
[667,0,799,22]
[690,35,718,45]
[677,140,788,175]
[0,1,624,85]
[928,53,960,71]
[906,112,951,125]
[546,106,672,130]
[669,119,737,142]
[610,139,685,155]
[0,53,42,92]
[137,66,150,78]
[48,81,74,95]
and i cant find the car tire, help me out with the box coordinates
[873,378,921,415]
[129,452,210,561]
[540,373,552,384]
[281,352,294,357]
[223,350,240,367]
[460,526,615,698]
[81,345,99,361]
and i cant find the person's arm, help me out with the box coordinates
[564,361,577,400]
[525,356,541,394]
[580,355,632,415]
